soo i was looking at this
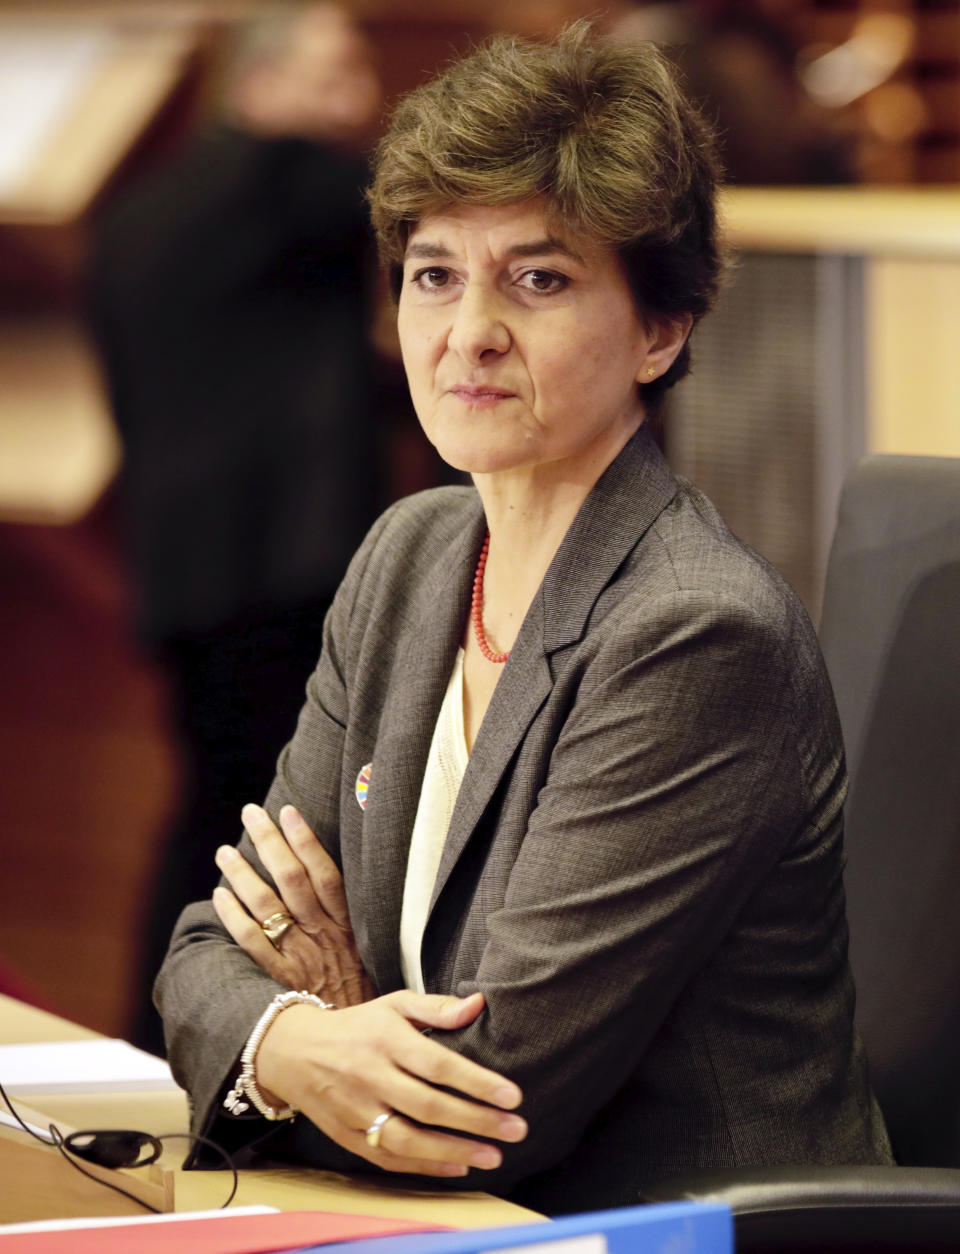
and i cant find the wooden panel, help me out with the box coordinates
[915,141,960,181]
[807,12,860,48]
[802,3,960,184]
[923,74,960,132]
[867,256,960,456]
[0,504,178,1036]
[915,11,960,64]
[722,187,960,257]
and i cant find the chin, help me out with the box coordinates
[433,441,536,476]
[417,403,540,476]
[422,424,529,476]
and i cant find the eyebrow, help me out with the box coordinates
[404,236,585,264]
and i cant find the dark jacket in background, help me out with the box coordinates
[90,122,378,643]
[89,124,380,1052]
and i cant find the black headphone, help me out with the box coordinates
[64,1128,163,1169]
[1,1079,237,1211]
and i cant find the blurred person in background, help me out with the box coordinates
[88,1,382,1055]
[610,0,856,184]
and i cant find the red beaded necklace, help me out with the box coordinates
[471,531,510,664]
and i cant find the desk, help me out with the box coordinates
[0,995,543,1230]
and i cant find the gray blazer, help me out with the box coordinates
[157,427,891,1212]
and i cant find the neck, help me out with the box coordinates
[468,423,642,654]
[475,477,585,593]
[475,419,642,566]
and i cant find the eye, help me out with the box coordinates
[410,266,451,291]
[516,268,568,296]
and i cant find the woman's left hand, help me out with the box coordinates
[213,803,374,1007]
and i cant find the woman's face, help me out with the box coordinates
[396,200,684,481]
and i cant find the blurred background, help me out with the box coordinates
[1,0,958,1046]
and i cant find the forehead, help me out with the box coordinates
[404,200,595,262]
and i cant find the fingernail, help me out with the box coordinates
[280,804,301,823]
[242,803,263,826]
[439,1164,468,1177]
[215,845,237,864]
[499,1116,527,1141]
[492,1084,521,1108]
[470,1146,501,1169]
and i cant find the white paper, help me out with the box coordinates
[0,25,116,196]
[0,1039,177,1094]
[0,1106,56,1142]
[0,1206,278,1235]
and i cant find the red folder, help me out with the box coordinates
[0,1209,450,1254]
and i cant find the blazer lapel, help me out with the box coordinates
[430,426,678,911]
[540,424,677,651]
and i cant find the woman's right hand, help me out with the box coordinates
[255,990,528,1177]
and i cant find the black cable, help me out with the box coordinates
[158,1133,239,1209]
[49,1123,165,1214]
[0,1078,238,1212]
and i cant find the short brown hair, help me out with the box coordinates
[368,22,724,411]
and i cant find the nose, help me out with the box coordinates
[447,284,511,364]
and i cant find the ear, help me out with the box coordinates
[635,313,694,384]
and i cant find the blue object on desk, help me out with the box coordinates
[296,1200,732,1252]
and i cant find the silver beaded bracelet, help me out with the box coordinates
[223,989,335,1121]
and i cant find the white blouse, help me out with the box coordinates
[398,647,469,993]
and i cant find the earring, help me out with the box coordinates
[646,367,656,379]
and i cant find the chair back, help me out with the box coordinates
[819,454,960,1167]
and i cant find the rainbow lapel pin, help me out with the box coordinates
[355,762,372,811]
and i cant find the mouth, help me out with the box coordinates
[447,385,516,406]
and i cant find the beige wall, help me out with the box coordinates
[868,258,960,457]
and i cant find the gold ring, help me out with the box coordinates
[261,911,295,949]
[364,1111,393,1149]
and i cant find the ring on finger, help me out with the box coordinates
[364,1111,394,1149]
[261,910,296,949]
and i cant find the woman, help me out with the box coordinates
[156,23,891,1214]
